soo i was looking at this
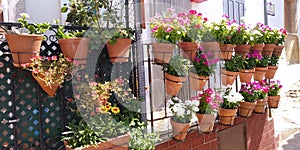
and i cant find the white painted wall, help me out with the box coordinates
[267,0,284,28]
[25,0,61,23]
[243,0,265,25]
[191,0,223,22]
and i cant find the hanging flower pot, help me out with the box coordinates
[254,67,268,81]
[152,42,175,64]
[218,108,237,126]
[250,43,264,54]
[170,119,191,141]
[106,38,132,63]
[262,44,276,57]
[254,98,268,113]
[239,69,255,83]
[165,73,186,96]
[273,45,284,57]
[58,37,89,65]
[265,65,278,79]
[219,43,235,60]
[5,34,43,67]
[221,69,239,86]
[200,41,220,59]
[238,101,256,117]
[189,72,209,91]
[32,73,60,97]
[178,42,198,60]
[235,44,251,58]
[196,113,215,132]
[268,95,280,108]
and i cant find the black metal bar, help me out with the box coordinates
[146,43,154,131]
[125,0,130,28]
[36,80,44,150]
[11,66,19,149]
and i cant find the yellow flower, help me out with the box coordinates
[111,107,120,114]
[105,104,112,111]
[99,106,108,114]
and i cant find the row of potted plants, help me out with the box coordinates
[168,79,282,141]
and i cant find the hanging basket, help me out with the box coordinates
[268,95,280,108]
[189,72,209,91]
[221,69,239,86]
[254,98,267,113]
[238,101,256,117]
[178,42,198,60]
[58,37,89,65]
[218,108,237,126]
[250,43,264,54]
[196,113,215,132]
[152,42,175,64]
[219,43,235,60]
[5,34,43,67]
[200,41,220,59]
[265,65,278,79]
[254,67,268,81]
[106,38,132,63]
[239,69,255,83]
[273,45,284,57]
[170,119,191,141]
[262,44,276,57]
[165,73,186,96]
[32,73,60,97]
[234,44,251,58]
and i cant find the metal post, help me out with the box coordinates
[264,0,268,25]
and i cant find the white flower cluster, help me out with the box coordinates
[168,97,199,117]
[223,91,244,103]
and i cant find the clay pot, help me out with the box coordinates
[238,101,256,117]
[254,67,268,81]
[200,41,220,58]
[178,42,198,60]
[254,98,267,113]
[189,72,209,91]
[170,119,191,141]
[265,65,278,79]
[235,44,251,58]
[250,43,264,54]
[218,108,238,126]
[268,95,280,108]
[32,73,60,97]
[239,69,255,83]
[106,38,132,63]
[219,43,235,60]
[152,43,175,64]
[196,113,215,132]
[165,73,186,96]
[262,44,276,57]
[221,69,239,86]
[273,45,284,57]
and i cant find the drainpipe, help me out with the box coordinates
[264,0,268,25]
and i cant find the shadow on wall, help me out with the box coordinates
[282,132,300,150]
[285,34,300,64]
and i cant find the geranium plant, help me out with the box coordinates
[266,79,283,96]
[224,55,243,72]
[269,55,279,66]
[192,49,219,76]
[257,80,270,99]
[242,50,261,69]
[274,28,287,45]
[240,81,269,102]
[192,88,223,114]
[251,23,265,44]
[201,22,215,42]
[262,25,277,44]
[106,28,135,44]
[211,15,237,44]
[163,55,192,77]
[222,87,243,109]
[256,55,269,67]
[232,23,252,45]
[168,97,199,123]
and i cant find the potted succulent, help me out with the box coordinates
[168,97,199,140]
[233,23,252,58]
[219,87,243,125]
[253,80,269,113]
[163,55,192,96]
[249,23,265,53]
[5,13,51,67]
[193,88,222,132]
[273,28,287,56]
[266,79,283,108]
[239,50,260,83]
[221,55,243,86]
[23,53,73,97]
[150,8,182,64]
[265,55,279,79]
[190,50,218,91]
[254,55,269,81]
[239,82,260,117]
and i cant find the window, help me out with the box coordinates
[223,0,245,23]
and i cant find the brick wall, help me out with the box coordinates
[155,112,278,150]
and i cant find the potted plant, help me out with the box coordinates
[219,87,243,125]
[23,54,73,97]
[265,55,279,79]
[233,23,252,58]
[200,21,219,59]
[262,25,276,57]
[249,23,265,53]
[193,88,222,132]
[273,28,287,56]
[239,50,260,83]
[150,8,182,64]
[56,23,89,65]
[211,15,236,60]
[168,97,199,140]
[239,82,259,117]
[221,55,243,86]
[5,13,51,67]
[253,80,270,113]
[254,55,269,81]
[267,79,283,108]
[163,55,192,96]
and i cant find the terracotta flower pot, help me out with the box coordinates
[273,45,284,57]
[106,38,132,63]
[268,95,281,108]
[170,119,191,141]
[262,44,276,57]
[32,73,60,97]
[152,43,175,64]
[165,73,186,96]
[218,108,237,126]
[189,72,209,91]
[200,41,220,59]
[58,37,89,64]
[250,43,264,54]
[254,98,267,113]
[265,65,278,79]
[219,43,235,60]
[196,113,215,132]
[221,69,239,86]
[5,34,43,67]
[235,44,251,58]
[239,69,255,83]
[178,42,198,60]
[238,101,256,117]
[254,67,268,81]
